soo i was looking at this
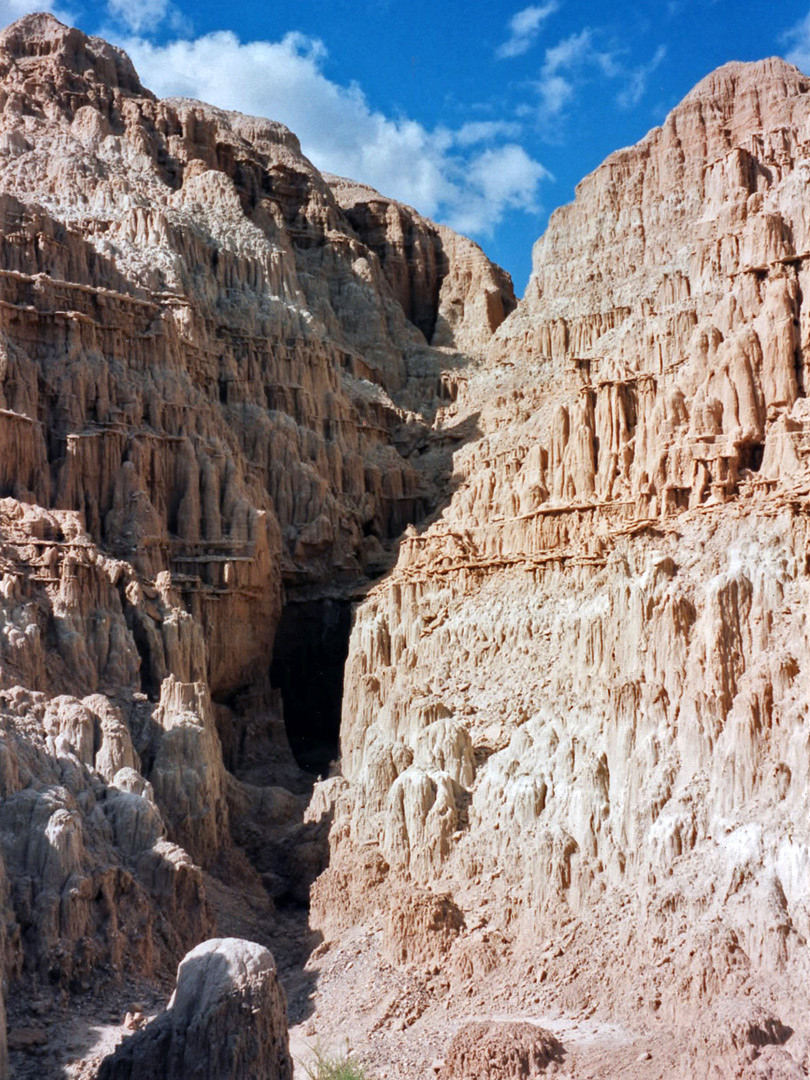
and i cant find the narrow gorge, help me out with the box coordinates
[1,12,810,1080]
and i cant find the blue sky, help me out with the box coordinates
[4,0,810,294]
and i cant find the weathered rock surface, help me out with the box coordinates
[438,1022,564,1080]
[382,886,465,967]
[0,851,12,1080]
[6,11,810,1079]
[311,56,810,1076]
[0,502,213,994]
[327,174,516,357]
[96,937,291,1080]
[0,12,511,1071]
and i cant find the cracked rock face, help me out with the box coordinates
[312,56,810,1075]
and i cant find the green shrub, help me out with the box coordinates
[302,1045,370,1080]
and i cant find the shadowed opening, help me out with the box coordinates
[270,598,354,775]
[739,441,764,473]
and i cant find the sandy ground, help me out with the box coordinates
[6,867,788,1079]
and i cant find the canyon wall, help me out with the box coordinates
[315,57,810,1073]
[0,14,513,1073]
[3,13,810,1077]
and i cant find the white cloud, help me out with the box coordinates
[534,28,614,121]
[104,0,189,36]
[453,120,523,146]
[450,144,551,235]
[537,72,575,117]
[0,0,74,26]
[543,28,598,76]
[107,0,167,34]
[534,29,664,121]
[617,45,667,109]
[783,10,810,73]
[467,145,550,208]
[496,3,559,60]
[117,29,550,237]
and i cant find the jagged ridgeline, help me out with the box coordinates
[2,9,810,1079]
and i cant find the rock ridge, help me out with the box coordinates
[308,51,810,1079]
[0,13,512,1075]
[2,14,810,1080]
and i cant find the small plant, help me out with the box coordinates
[301,1043,370,1080]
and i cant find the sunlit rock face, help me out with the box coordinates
[6,10,810,1076]
[0,12,513,1061]
[316,57,810,1073]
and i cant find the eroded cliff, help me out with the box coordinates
[4,15,810,1080]
[0,14,514,1077]
[309,57,810,1078]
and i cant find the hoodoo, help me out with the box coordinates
[0,11,810,1080]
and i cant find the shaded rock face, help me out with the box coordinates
[313,56,810,1072]
[269,597,354,773]
[0,10,512,1052]
[97,937,292,1080]
[327,175,516,355]
[0,853,12,1080]
[0,501,214,1000]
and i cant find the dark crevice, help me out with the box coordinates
[739,441,764,472]
[270,598,354,775]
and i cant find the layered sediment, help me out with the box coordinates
[3,13,810,1079]
[0,14,512,1076]
[312,57,810,1077]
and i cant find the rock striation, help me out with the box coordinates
[0,12,512,1068]
[311,57,810,1075]
[5,12,810,1078]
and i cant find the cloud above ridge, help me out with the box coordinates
[783,9,810,73]
[532,28,666,123]
[106,0,169,34]
[118,28,550,237]
[496,2,559,60]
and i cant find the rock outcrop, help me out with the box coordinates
[438,1022,564,1080]
[311,57,810,1075]
[0,12,512,1068]
[0,501,214,997]
[327,175,516,357]
[5,11,810,1079]
[97,937,291,1080]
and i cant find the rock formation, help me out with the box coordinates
[437,1022,564,1080]
[97,937,291,1080]
[309,56,810,1077]
[4,11,810,1079]
[326,174,516,357]
[0,12,512,1074]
